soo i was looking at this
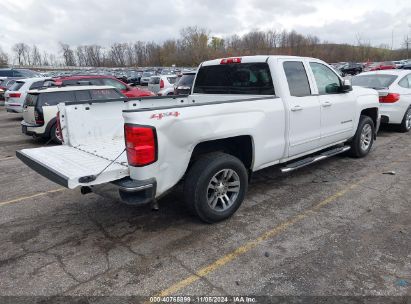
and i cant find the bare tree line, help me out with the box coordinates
[1,27,410,68]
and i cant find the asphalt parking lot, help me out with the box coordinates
[0,107,410,301]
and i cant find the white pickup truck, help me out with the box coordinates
[17,56,380,223]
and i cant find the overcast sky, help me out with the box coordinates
[0,0,410,54]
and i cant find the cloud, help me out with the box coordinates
[0,0,409,57]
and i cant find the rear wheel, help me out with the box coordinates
[50,124,62,145]
[184,153,248,223]
[348,115,375,158]
[399,107,411,133]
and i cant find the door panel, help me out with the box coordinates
[309,62,355,146]
[288,96,321,156]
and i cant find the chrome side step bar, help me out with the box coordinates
[281,146,351,173]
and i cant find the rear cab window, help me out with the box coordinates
[193,63,275,95]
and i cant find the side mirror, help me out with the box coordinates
[341,79,352,93]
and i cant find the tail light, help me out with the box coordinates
[160,79,164,89]
[34,108,44,125]
[9,93,21,98]
[56,111,64,143]
[220,57,242,64]
[124,125,157,166]
[379,93,400,103]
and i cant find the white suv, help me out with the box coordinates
[5,77,52,113]
[148,75,178,94]
[22,86,126,143]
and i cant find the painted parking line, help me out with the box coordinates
[153,183,358,297]
[0,188,65,207]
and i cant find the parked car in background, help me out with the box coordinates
[21,86,126,144]
[139,71,155,86]
[352,70,411,132]
[393,61,405,69]
[54,75,154,97]
[400,63,411,70]
[175,71,196,95]
[366,61,396,71]
[148,75,178,94]
[0,88,4,106]
[0,78,17,91]
[340,62,363,76]
[0,68,38,78]
[127,71,143,86]
[157,87,176,96]
[4,77,53,113]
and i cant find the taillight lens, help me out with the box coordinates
[379,93,400,103]
[124,125,157,166]
[160,79,164,89]
[56,111,64,143]
[34,109,44,125]
[220,57,242,64]
[9,93,21,98]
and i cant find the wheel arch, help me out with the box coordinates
[188,135,254,172]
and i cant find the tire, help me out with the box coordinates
[348,115,375,158]
[50,124,62,145]
[398,107,411,133]
[184,153,248,223]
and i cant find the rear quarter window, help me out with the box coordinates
[193,63,275,95]
[24,94,38,106]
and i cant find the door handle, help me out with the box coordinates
[291,105,303,112]
[322,101,332,107]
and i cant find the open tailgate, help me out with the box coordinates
[16,145,129,189]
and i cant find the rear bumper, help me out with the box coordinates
[5,103,23,113]
[83,177,157,205]
[21,121,47,137]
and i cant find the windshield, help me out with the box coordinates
[352,74,398,89]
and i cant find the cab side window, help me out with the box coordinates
[310,62,341,94]
[283,61,311,97]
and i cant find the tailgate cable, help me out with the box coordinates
[78,148,126,183]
